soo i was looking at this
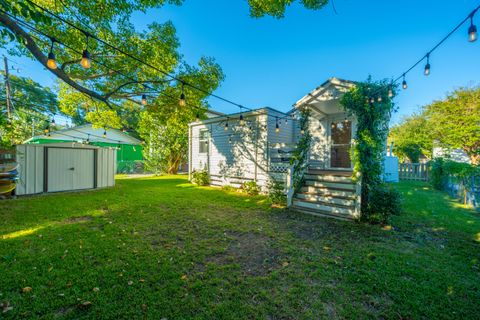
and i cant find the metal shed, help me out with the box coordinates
[15,142,116,196]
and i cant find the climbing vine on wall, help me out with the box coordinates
[290,109,312,192]
[340,78,401,223]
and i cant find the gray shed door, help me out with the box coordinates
[47,148,95,192]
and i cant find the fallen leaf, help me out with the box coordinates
[139,279,145,283]
[48,266,53,272]
[181,275,187,280]
[282,262,289,267]
[1,301,13,313]
[80,301,92,309]
[22,287,32,293]
[93,287,99,292]
[128,281,133,286]
[382,225,392,231]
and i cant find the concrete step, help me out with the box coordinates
[293,199,355,216]
[290,205,354,221]
[295,193,356,206]
[300,186,355,197]
[304,174,353,184]
[304,180,356,191]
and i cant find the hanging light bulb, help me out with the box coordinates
[275,119,280,133]
[388,88,393,98]
[141,94,147,106]
[195,113,200,122]
[377,96,382,102]
[300,129,305,135]
[228,135,233,144]
[402,74,408,90]
[103,129,107,138]
[44,125,49,136]
[179,83,186,107]
[370,97,375,103]
[239,114,245,126]
[47,39,57,70]
[468,15,478,42]
[86,134,90,144]
[224,121,229,131]
[51,117,56,125]
[284,118,288,125]
[80,35,91,68]
[424,54,431,76]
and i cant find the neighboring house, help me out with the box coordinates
[433,146,471,164]
[189,77,364,220]
[24,124,142,173]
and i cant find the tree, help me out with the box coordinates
[424,87,480,164]
[247,0,328,18]
[138,57,224,174]
[0,73,57,147]
[388,113,433,163]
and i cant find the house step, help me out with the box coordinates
[290,205,354,221]
[293,199,355,216]
[307,169,353,177]
[304,180,356,191]
[295,193,356,206]
[300,186,355,198]
[304,174,353,184]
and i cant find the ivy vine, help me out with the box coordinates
[290,109,312,192]
[340,78,400,222]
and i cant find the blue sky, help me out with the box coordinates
[3,0,480,124]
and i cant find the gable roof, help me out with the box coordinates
[25,124,141,145]
[293,77,356,109]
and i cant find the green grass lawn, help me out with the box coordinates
[1,176,479,319]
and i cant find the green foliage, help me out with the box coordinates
[429,158,445,190]
[221,185,237,192]
[248,0,328,18]
[290,109,311,192]
[191,170,209,186]
[388,113,433,163]
[241,181,260,196]
[340,78,398,223]
[267,180,286,206]
[364,184,402,224]
[430,158,480,203]
[138,58,224,174]
[423,87,480,165]
[0,74,58,147]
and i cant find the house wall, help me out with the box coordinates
[190,112,277,189]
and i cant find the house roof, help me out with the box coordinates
[25,124,142,145]
[293,77,356,110]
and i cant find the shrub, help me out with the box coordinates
[429,158,445,190]
[267,180,286,206]
[241,181,260,196]
[191,170,209,186]
[363,184,402,224]
[222,185,237,192]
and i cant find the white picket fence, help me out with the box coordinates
[399,163,429,181]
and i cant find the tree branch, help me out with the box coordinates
[0,12,111,108]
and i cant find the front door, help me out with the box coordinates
[330,120,352,168]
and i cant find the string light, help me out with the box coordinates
[228,135,233,144]
[388,88,393,98]
[103,129,107,138]
[80,35,91,68]
[141,94,147,106]
[179,82,186,107]
[51,117,55,125]
[469,14,478,42]
[402,74,408,90]
[224,121,229,131]
[377,96,382,102]
[275,118,280,133]
[195,113,200,122]
[239,113,245,126]
[370,97,375,104]
[44,125,49,135]
[46,38,57,69]
[424,53,431,76]
[86,134,90,143]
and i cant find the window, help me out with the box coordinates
[199,129,209,153]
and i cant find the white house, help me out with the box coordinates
[189,78,365,220]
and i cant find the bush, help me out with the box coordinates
[429,158,445,190]
[267,180,286,206]
[241,181,260,196]
[191,170,210,186]
[363,184,402,224]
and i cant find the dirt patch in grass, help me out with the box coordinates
[62,216,93,224]
[203,231,282,276]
